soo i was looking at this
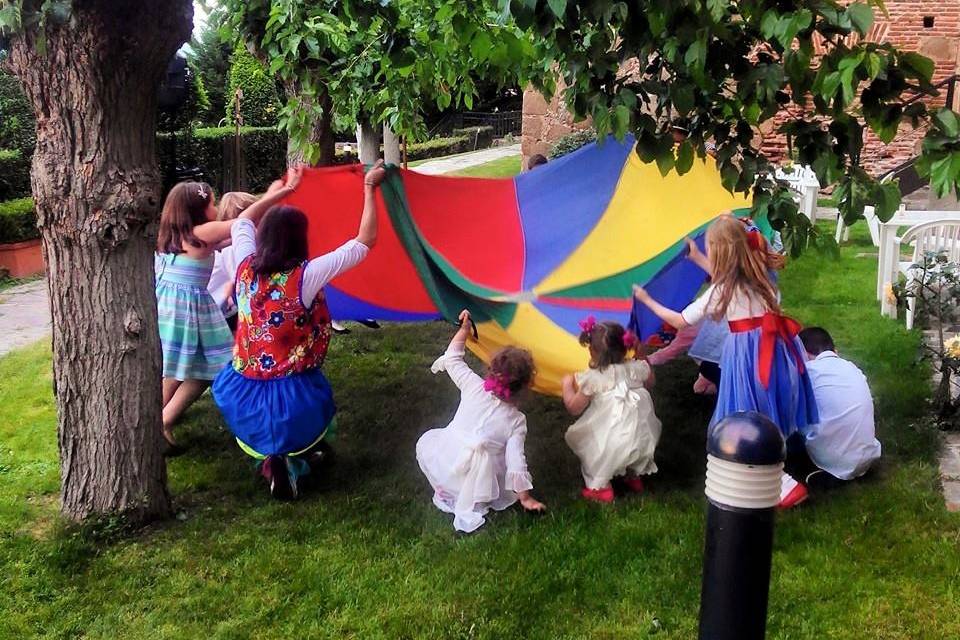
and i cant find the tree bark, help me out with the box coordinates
[357,116,381,165]
[7,1,192,523]
[285,84,336,167]
[383,123,401,166]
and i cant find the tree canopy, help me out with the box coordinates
[508,0,960,252]
[215,0,535,163]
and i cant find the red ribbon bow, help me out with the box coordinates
[728,313,805,389]
[746,228,765,252]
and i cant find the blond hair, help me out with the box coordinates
[217,192,258,221]
[706,215,783,320]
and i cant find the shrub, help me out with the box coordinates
[158,126,288,194]
[0,70,35,153]
[225,49,281,127]
[0,149,31,201]
[548,129,596,159]
[406,135,472,161]
[0,197,38,244]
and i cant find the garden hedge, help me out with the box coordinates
[452,126,494,148]
[405,135,473,161]
[0,149,31,201]
[548,129,596,159]
[0,70,36,153]
[0,197,39,244]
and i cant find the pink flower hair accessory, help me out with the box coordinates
[622,330,638,350]
[483,374,512,400]
[578,315,597,334]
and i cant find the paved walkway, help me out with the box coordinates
[0,279,50,357]
[412,143,521,175]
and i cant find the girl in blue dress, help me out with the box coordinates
[632,215,817,437]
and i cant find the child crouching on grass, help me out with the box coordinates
[562,318,661,503]
[416,310,546,533]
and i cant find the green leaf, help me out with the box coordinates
[547,0,567,18]
[655,148,675,176]
[670,83,695,115]
[613,104,631,136]
[847,3,874,36]
[900,51,935,83]
[760,10,779,39]
[934,109,960,138]
[470,31,492,62]
[676,140,694,174]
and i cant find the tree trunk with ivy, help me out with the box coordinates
[5,1,192,523]
[285,82,336,167]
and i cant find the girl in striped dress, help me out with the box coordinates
[155,181,295,450]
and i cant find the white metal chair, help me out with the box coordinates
[775,165,820,222]
[894,220,960,329]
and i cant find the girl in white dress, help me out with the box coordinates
[561,318,662,503]
[416,310,546,532]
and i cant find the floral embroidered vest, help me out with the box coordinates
[233,256,331,379]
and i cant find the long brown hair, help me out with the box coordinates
[217,192,257,221]
[706,215,782,319]
[157,181,214,254]
[250,205,309,276]
[579,321,628,370]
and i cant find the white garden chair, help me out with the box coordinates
[775,165,820,222]
[894,220,960,330]
[834,205,884,246]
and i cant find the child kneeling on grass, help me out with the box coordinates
[416,310,546,532]
[561,318,661,503]
[213,161,386,500]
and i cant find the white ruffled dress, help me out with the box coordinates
[416,344,533,533]
[565,360,662,490]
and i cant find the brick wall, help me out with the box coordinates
[524,1,960,175]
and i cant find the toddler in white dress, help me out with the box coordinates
[561,318,662,503]
[416,310,546,532]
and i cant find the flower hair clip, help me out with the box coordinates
[622,330,638,350]
[578,315,597,334]
[483,373,511,400]
[197,186,207,199]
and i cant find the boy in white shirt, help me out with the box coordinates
[779,327,882,509]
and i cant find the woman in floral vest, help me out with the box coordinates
[213,161,386,499]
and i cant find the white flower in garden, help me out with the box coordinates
[944,336,960,360]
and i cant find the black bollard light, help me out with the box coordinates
[698,411,786,640]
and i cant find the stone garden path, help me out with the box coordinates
[0,279,50,357]
[412,143,521,175]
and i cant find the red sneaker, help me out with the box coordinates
[581,486,615,503]
[778,481,809,510]
[621,476,645,494]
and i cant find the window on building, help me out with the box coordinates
[923,16,935,28]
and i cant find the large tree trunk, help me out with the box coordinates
[383,123,401,166]
[285,84,336,167]
[7,1,192,523]
[357,116,382,165]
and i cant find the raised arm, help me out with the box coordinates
[238,166,304,225]
[633,284,690,330]
[685,237,712,275]
[357,160,386,247]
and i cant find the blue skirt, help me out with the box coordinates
[712,328,818,437]
[213,366,336,457]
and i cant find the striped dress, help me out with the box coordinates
[155,253,234,381]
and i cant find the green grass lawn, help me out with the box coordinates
[447,154,522,178]
[1,156,958,638]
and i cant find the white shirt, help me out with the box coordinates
[804,351,881,480]
[681,284,769,325]
[231,218,369,305]
[208,246,239,315]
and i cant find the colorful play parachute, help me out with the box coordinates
[281,136,753,395]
